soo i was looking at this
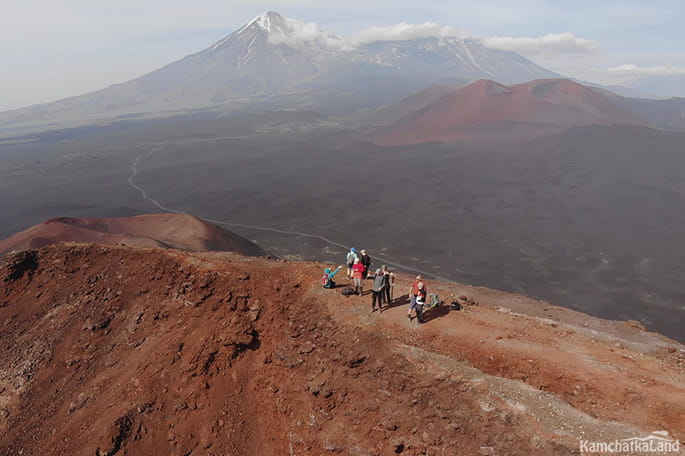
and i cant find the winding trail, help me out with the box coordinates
[128,148,184,215]
[127,148,455,282]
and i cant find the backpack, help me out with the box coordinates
[450,301,461,311]
[341,287,355,297]
[321,273,330,287]
[428,293,441,308]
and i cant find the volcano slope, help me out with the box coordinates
[0,213,266,257]
[0,244,683,455]
[373,79,646,145]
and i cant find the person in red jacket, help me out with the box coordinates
[351,257,365,295]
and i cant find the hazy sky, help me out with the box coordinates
[2,0,684,111]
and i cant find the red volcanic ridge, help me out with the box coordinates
[0,213,265,257]
[1,244,683,454]
[374,79,647,146]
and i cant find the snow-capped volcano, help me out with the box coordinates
[212,11,347,52]
[0,11,560,134]
[256,10,346,47]
[248,10,288,33]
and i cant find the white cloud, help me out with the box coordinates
[481,32,599,55]
[350,22,466,45]
[608,64,685,76]
[267,18,350,51]
[264,19,469,50]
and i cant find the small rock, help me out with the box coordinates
[346,355,366,368]
[349,446,372,456]
[389,438,404,453]
[384,422,399,431]
[626,320,646,331]
[323,441,342,452]
[300,341,316,354]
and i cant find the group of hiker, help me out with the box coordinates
[321,247,429,321]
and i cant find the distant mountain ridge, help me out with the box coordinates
[0,11,559,135]
[624,75,685,99]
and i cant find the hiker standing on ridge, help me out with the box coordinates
[371,268,386,313]
[360,249,372,279]
[381,265,394,304]
[346,248,358,279]
[351,257,365,295]
[414,281,427,323]
[408,275,427,320]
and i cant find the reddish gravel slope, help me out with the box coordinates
[375,79,647,145]
[0,213,265,257]
[0,244,682,455]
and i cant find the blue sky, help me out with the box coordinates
[2,0,684,111]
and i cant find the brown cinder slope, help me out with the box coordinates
[375,78,647,145]
[0,244,683,455]
[361,84,464,126]
[0,213,265,257]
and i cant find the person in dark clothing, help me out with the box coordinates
[381,265,394,304]
[371,268,386,312]
[414,281,427,323]
[360,249,372,279]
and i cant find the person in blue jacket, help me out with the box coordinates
[322,265,343,289]
[346,248,358,279]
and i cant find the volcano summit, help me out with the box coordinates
[0,11,558,136]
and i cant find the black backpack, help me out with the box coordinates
[341,287,355,297]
